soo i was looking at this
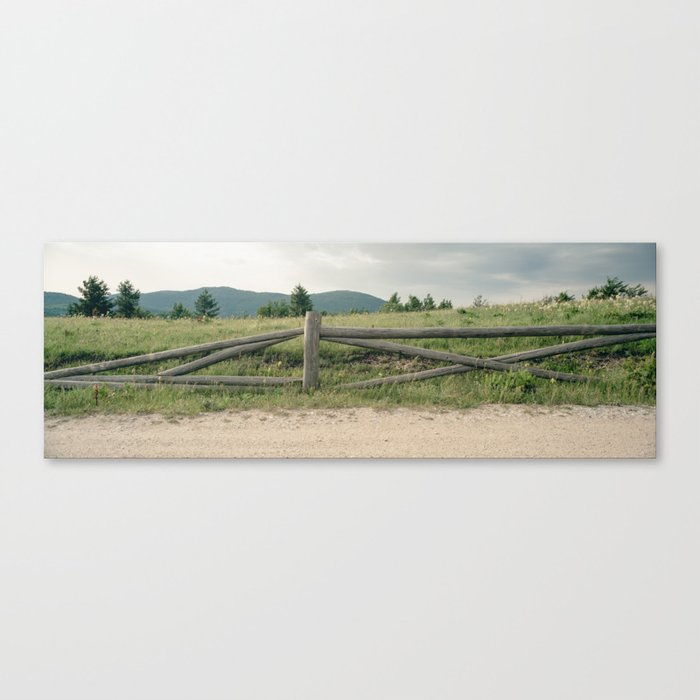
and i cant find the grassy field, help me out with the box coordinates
[44,297,656,416]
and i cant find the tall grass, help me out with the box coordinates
[44,297,656,416]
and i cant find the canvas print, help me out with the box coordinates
[44,242,656,459]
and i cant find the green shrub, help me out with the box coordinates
[625,353,656,397]
[586,277,648,300]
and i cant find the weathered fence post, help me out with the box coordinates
[303,311,321,391]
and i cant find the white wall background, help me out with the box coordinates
[1,2,698,699]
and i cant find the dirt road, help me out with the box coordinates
[44,405,656,459]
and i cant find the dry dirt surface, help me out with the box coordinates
[44,405,656,459]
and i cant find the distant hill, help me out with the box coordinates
[44,287,385,317]
[138,287,289,317]
[309,290,386,314]
[44,292,80,316]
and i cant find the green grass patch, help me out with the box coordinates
[44,298,656,416]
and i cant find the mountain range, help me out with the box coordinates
[44,287,386,317]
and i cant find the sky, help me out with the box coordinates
[44,242,656,306]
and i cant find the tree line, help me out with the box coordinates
[380,292,453,312]
[540,277,648,304]
[66,276,223,319]
[379,277,648,313]
[256,285,313,317]
[65,276,314,319]
[67,277,145,318]
[63,274,649,319]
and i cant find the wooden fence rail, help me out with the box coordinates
[44,312,655,393]
[43,327,303,380]
[45,375,301,390]
[158,338,287,376]
[315,313,655,390]
[318,323,656,339]
[325,336,593,382]
[335,332,656,389]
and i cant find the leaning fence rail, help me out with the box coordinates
[44,313,655,393]
[333,333,655,389]
[43,327,303,380]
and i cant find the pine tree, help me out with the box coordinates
[289,284,313,316]
[114,280,141,318]
[380,292,404,312]
[169,302,191,319]
[422,293,436,310]
[194,289,220,318]
[404,294,422,312]
[68,276,114,317]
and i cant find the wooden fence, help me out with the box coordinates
[44,311,656,392]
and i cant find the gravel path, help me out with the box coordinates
[44,405,656,459]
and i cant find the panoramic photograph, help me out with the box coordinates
[43,242,656,459]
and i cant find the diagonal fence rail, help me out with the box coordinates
[332,333,655,389]
[43,327,303,380]
[44,312,655,393]
[303,313,655,390]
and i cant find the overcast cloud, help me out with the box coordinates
[44,242,655,306]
